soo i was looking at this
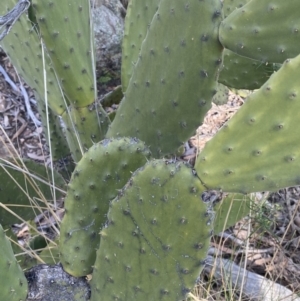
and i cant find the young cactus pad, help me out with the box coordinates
[219,0,300,64]
[60,138,151,277]
[195,54,300,193]
[107,0,223,158]
[90,160,213,301]
[0,224,28,301]
[212,83,229,106]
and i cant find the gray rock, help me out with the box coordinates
[91,0,125,72]
[25,264,90,301]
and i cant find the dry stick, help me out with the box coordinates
[0,0,30,41]
[204,255,300,301]
[0,64,41,126]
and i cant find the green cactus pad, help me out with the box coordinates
[0,159,66,225]
[61,103,111,162]
[212,83,229,105]
[219,49,281,90]
[219,0,300,64]
[0,224,28,301]
[0,1,68,115]
[107,0,223,158]
[32,0,96,107]
[196,54,300,193]
[90,160,212,301]
[60,138,151,277]
[213,193,251,233]
[222,0,251,18]
[121,0,161,91]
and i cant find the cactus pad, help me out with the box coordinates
[32,0,96,107]
[212,83,229,105]
[222,0,251,18]
[107,0,223,158]
[219,49,280,90]
[196,54,300,193]
[121,0,161,91]
[60,138,151,277]
[90,160,212,301]
[220,0,300,63]
[0,224,28,301]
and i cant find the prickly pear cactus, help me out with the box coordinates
[107,0,223,157]
[90,160,213,301]
[0,224,28,301]
[220,0,300,63]
[60,138,151,277]
[196,54,300,193]
[31,0,96,107]
[212,83,229,105]
[121,0,161,91]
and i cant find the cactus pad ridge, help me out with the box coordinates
[196,54,300,193]
[59,137,151,277]
[220,0,300,64]
[222,0,251,19]
[107,0,223,158]
[90,160,212,301]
